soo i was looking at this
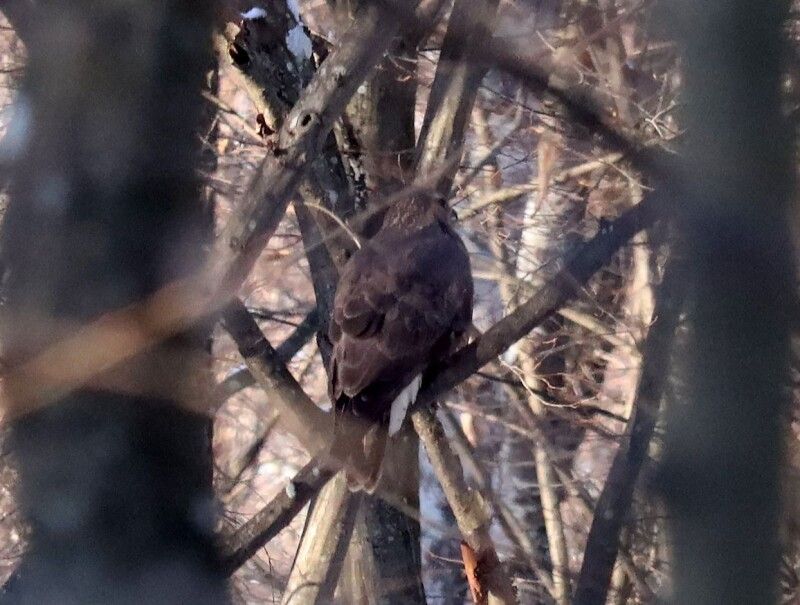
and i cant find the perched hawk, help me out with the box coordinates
[329,194,474,491]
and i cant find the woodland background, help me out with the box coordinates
[0,0,794,604]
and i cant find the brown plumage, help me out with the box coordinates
[329,195,473,491]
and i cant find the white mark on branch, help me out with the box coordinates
[285,0,312,61]
[241,7,268,20]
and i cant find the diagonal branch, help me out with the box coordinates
[419,189,663,408]
[412,406,518,604]
[220,300,332,458]
[219,459,336,575]
[574,252,685,605]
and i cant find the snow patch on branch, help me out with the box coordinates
[241,7,267,21]
[285,0,312,61]
[286,24,312,61]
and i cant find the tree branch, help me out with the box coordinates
[219,459,336,575]
[414,0,499,193]
[207,2,401,297]
[574,253,685,604]
[419,189,663,408]
[220,300,332,459]
[412,406,518,604]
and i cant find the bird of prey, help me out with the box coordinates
[328,194,474,492]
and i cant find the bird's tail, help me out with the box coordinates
[332,401,387,493]
[345,422,387,493]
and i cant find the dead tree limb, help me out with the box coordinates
[574,253,685,605]
[412,406,518,604]
[207,2,401,296]
[215,308,320,403]
[219,460,336,575]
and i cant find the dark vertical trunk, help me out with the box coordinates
[0,2,226,602]
[660,1,795,603]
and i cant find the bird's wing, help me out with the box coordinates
[330,225,473,402]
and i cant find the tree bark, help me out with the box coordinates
[0,1,226,602]
[660,1,795,603]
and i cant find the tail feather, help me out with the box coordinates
[345,423,387,493]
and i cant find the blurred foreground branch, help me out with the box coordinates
[574,252,685,605]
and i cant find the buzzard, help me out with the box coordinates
[329,194,474,491]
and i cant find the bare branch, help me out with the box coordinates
[219,460,336,575]
[415,0,499,193]
[215,308,320,403]
[207,2,401,297]
[440,408,557,598]
[220,300,332,458]
[419,190,663,409]
[280,475,362,605]
[412,406,518,604]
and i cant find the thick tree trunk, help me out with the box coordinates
[0,2,226,602]
[660,1,795,603]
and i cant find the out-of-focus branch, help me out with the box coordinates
[0,0,34,42]
[574,254,685,605]
[219,459,336,575]
[412,406,518,604]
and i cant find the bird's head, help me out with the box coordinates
[381,193,456,231]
